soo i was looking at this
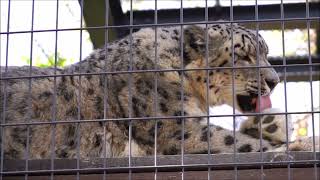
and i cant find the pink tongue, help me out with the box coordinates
[254,95,272,112]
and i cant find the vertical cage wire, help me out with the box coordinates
[229,0,239,179]
[153,0,159,179]
[76,0,85,179]
[50,0,60,179]
[128,0,134,179]
[279,0,291,179]
[25,0,36,179]
[253,0,264,179]
[102,0,110,179]
[204,0,211,179]
[306,0,318,179]
[0,0,11,179]
[179,0,185,179]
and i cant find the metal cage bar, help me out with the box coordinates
[0,0,12,179]
[153,0,159,179]
[25,0,35,179]
[253,1,265,180]
[1,17,320,35]
[204,0,211,179]
[178,0,185,179]
[102,0,110,179]
[1,110,320,127]
[50,0,60,179]
[306,0,319,179]
[128,0,134,179]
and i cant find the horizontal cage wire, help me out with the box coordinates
[0,0,319,180]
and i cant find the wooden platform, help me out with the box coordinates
[2,152,319,180]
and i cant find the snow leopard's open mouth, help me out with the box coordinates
[236,94,271,113]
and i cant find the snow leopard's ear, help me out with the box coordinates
[183,25,225,65]
[184,25,206,55]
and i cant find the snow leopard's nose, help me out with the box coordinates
[265,79,278,92]
[263,66,279,92]
[260,58,280,92]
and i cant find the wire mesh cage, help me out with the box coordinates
[0,0,319,179]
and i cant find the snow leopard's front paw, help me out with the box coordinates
[240,108,293,144]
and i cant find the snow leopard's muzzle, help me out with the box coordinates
[237,58,280,113]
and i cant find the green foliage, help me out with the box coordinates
[23,53,73,68]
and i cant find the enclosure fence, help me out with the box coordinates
[0,0,319,179]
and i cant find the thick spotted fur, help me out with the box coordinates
[240,108,293,145]
[1,23,318,159]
